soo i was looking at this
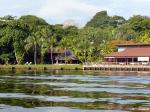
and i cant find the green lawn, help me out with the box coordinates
[0,64,83,70]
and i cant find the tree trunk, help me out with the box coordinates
[15,52,19,64]
[14,51,23,64]
[51,45,53,64]
[84,50,87,62]
[34,44,37,65]
[41,54,44,64]
[40,45,44,64]
[65,47,66,64]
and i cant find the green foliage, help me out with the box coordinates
[0,53,10,64]
[113,24,137,40]
[60,27,113,62]
[0,15,16,20]
[19,15,48,26]
[128,15,150,32]
[0,12,150,64]
[86,11,126,28]
[135,32,150,43]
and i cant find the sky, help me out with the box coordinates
[0,0,149,27]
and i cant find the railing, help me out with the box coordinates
[83,62,150,72]
[83,62,150,67]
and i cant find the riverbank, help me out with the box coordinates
[0,64,83,71]
[83,64,150,72]
[1,64,150,73]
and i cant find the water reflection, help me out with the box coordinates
[0,105,127,112]
[0,71,150,112]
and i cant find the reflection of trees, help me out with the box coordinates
[0,98,149,111]
[0,71,150,111]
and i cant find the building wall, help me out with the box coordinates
[118,45,150,52]
[118,47,126,52]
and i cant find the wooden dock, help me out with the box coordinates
[83,64,150,72]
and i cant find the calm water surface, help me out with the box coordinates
[0,71,150,112]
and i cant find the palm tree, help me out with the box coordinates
[42,36,56,64]
[25,31,40,65]
[50,36,56,64]
[25,25,57,65]
[38,26,57,64]
[59,36,71,64]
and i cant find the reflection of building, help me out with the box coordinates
[45,48,79,64]
[104,44,150,64]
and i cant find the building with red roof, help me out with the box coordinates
[104,44,150,64]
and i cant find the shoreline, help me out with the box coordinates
[1,64,150,74]
[83,64,150,72]
[0,64,83,71]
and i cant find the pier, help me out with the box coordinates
[83,64,150,72]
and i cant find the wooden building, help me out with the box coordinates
[45,48,79,64]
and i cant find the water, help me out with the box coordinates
[0,71,150,112]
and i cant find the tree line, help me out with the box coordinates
[0,11,150,64]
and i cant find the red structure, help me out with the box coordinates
[104,44,150,65]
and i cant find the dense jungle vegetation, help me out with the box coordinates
[0,11,150,64]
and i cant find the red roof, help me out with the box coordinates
[105,48,150,58]
[117,43,150,46]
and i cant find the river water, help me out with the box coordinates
[0,71,150,112]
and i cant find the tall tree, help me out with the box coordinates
[86,11,126,28]
[0,17,29,64]
[37,26,56,64]
[21,15,49,64]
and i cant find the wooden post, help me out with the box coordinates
[132,58,134,62]
[115,58,117,64]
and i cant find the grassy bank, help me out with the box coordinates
[0,64,83,71]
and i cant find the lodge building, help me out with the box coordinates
[104,44,150,65]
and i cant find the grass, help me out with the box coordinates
[0,64,83,70]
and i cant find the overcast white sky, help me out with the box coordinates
[0,0,149,26]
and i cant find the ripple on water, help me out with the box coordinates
[0,72,150,111]
[0,105,127,112]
